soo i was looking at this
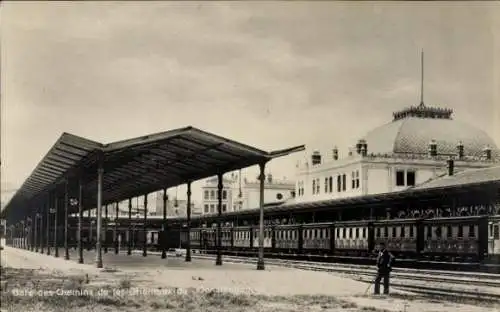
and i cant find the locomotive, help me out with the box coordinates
[174,215,500,264]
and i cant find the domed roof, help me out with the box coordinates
[362,104,498,157]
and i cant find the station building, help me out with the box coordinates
[201,172,295,214]
[293,103,499,204]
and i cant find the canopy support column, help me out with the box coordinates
[216,172,223,266]
[127,198,132,255]
[40,200,45,254]
[143,194,148,257]
[114,202,119,254]
[96,157,104,268]
[257,161,267,270]
[87,208,92,251]
[34,212,39,252]
[186,181,192,262]
[54,193,59,258]
[161,189,168,259]
[46,193,51,255]
[78,178,84,264]
[64,179,70,260]
[104,204,108,253]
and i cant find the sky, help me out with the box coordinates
[1,1,499,209]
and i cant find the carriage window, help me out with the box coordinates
[384,227,388,238]
[392,227,396,238]
[468,225,475,238]
[400,226,405,238]
[458,226,463,238]
[447,225,452,238]
[494,225,500,239]
[376,228,381,238]
[362,228,366,238]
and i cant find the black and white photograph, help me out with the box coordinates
[0,1,499,312]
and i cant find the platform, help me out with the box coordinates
[1,247,498,312]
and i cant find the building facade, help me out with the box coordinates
[201,172,295,214]
[294,103,499,203]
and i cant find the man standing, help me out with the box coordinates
[374,242,394,295]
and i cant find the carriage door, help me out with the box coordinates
[490,222,500,255]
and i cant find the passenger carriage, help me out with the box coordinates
[487,215,500,263]
[421,216,488,262]
[373,218,420,259]
[274,224,300,254]
[333,220,371,257]
[232,226,252,250]
[301,222,333,255]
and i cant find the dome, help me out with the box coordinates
[362,104,498,157]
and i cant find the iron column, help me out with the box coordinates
[95,161,104,268]
[46,193,51,255]
[216,172,223,266]
[127,198,132,255]
[142,194,148,257]
[54,193,59,258]
[186,181,192,262]
[64,179,70,260]
[257,162,267,270]
[114,202,119,254]
[104,204,108,253]
[78,178,84,264]
[161,189,168,259]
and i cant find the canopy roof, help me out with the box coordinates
[2,126,305,222]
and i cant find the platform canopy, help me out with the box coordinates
[1,126,305,223]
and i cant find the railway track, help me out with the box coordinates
[185,252,500,303]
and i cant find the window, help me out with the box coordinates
[342,174,346,191]
[447,225,452,238]
[355,228,359,238]
[351,172,356,189]
[355,171,360,188]
[349,228,353,238]
[396,171,405,186]
[210,204,215,213]
[316,178,320,194]
[222,190,227,200]
[312,180,316,194]
[376,228,381,237]
[458,226,463,238]
[204,204,209,213]
[342,228,346,238]
[204,191,209,200]
[400,226,405,238]
[362,228,366,238]
[337,175,341,192]
[409,226,414,238]
[210,190,215,200]
[468,225,475,238]
[328,177,333,193]
[324,177,328,193]
[392,227,396,238]
[407,171,416,186]
[426,226,432,238]
[494,225,500,239]
[222,204,227,212]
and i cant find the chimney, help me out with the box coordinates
[484,146,492,160]
[356,140,363,154]
[332,147,338,160]
[267,174,273,183]
[361,140,368,157]
[428,139,437,156]
[457,141,464,159]
[311,151,321,165]
[447,157,454,176]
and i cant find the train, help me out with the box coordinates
[151,215,500,264]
